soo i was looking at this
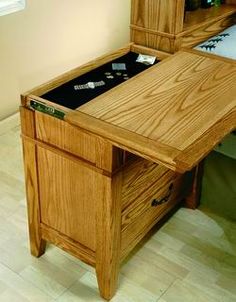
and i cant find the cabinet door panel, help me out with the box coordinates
[37,146,97,251]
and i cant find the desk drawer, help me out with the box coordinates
[122,159,171,210]
[35,111,139,171]
[121,169,185,259]
[35,111,97,164]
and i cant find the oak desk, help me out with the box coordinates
[20,48,236,300]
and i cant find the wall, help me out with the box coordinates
[0,0,130,120]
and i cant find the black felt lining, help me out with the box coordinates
[41,52,159,109]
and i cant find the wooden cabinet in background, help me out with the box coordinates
[130,0,236,53]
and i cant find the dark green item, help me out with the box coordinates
[201,152,236,221]
[29,100,65,120]
[214,0,221,6]
[186,0,201,10]
[214,132,236,160]
[201,0,214,8]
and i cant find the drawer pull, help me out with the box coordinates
[151,183,173,207]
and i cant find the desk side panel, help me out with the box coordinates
[37,147,98,251]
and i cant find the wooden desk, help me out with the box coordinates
[20,47,236,300]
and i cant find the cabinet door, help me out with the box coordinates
[37,146,97,251]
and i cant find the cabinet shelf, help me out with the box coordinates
[183,4,236,33]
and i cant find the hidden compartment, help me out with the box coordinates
[23,46,162,119]
[41,52,159,110]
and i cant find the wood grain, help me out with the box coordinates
[130,44,171,59]
[95,171,123,300]
[185,162,204,209]
[130,0,236,52]
[66,51,236,172]
[183,47,236,65]
[131,0,185,34]
[130,29,177,53]
[182,5,236,33]
[122,159,171,210]
[79,52,236,150]
[21,134,113,178]
[35,111,97,164]
[65,111,180,171]
[121,174,185,260]
[174,107,236,171]
[20,107,36,138]
[34,111,125,173]
[22,140,46,257]
[94,136,114,173]
[37,147,97,251]
[20,107,46,257]
[181,15,235,49]
[122,170,178,231]
[41,223,95,267]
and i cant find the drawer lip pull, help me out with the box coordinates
[151,183,174,207]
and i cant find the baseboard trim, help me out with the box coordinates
[0,111,20,135]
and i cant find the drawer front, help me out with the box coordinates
[34,111,134,172]
[121,171,186,259]
[122,158,171,211]
[35,111,97,164]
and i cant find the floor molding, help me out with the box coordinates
[0,111,20,135]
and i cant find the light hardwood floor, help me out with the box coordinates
[0,113,235,302]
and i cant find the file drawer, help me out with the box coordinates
[121,170,185,259]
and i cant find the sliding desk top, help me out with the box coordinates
[66,50,236,173]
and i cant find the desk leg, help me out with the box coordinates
[185,161,204,209]
[22,140,46,257]
[95,171,122,300]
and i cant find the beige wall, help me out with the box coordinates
[0,0,130,120]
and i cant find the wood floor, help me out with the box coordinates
[0,113,235,302]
